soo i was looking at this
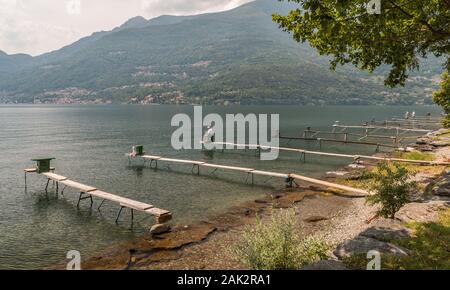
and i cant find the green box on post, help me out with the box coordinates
[32,157,55,173]
[134,145,144,156]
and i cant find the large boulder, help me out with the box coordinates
[333,236,409,259]
[395,201,449,223]
[430,140,450,147]
[432,176,450,197]
[360,224,411,242]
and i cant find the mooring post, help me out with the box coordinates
[286,177,294,188]
[301,152,306,163]
[115,206,125,223]
[98,199,106,211]
[45,179,50,193]
[24,172,27,190]
[77,192,93,208]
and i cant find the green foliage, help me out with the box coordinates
[274,0,449,112]
[433,71,450,128]
[233,209,329,270]
[273,0,450,86]
[397,151,434,161]
[366,162,415,219]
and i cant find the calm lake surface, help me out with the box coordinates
[0,105,440,269]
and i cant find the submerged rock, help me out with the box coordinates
[333,236,409,259]
[150,224,171,235]
[304,216,330,223]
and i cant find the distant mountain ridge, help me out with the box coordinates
[0,0,442,105]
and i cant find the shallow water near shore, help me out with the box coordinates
[0,104,440,269]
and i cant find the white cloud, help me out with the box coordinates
[0,0,253,56]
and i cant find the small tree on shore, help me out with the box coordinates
[366,162,415,219]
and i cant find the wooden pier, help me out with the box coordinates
[332,124,431,133]
[301,129,409,144]
[279,135,399,150]
[25,159,172,232]
[202,141,450,166]
[127,152,370,196]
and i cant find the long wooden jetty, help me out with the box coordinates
[24,159,172,232]
[127,152,370,196]
[368,120,440,129]
[301,129,409,143]
[332,124,431,133]
[279,135,399,150]
[202,141,450,166]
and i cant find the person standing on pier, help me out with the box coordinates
[203,126,215,144]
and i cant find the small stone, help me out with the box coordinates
[254,199,268,204]
[347,164,366,169]
[304,216,330,223]
[430,140,450,147]
[416,145,434,152]
[416,138,431,145]
[150,223,171,235]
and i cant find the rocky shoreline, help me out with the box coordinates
[47,129,450,270]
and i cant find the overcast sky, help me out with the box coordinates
[0,0,253,56]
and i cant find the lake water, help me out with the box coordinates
[0,105,440,269]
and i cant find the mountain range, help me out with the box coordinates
[0,0,444,105]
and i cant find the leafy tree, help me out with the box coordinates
[366,162,415,219]
[433,71,450,127]
[273,0,450,126]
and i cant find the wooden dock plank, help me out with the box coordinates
[26,168,172,223]
[142,155,162,160]
[289,173,370,196]
[251,170,289,179]
[145,207,171,217]
[42,172,68,182]
[200,163,254,172]
[60,179,97,192]
[158,157,205,165]
[131,153,369,195]
[210,141,450,166]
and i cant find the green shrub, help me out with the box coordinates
[399,151,434,161]
[233,209,329,270]
[366,162,415,219]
